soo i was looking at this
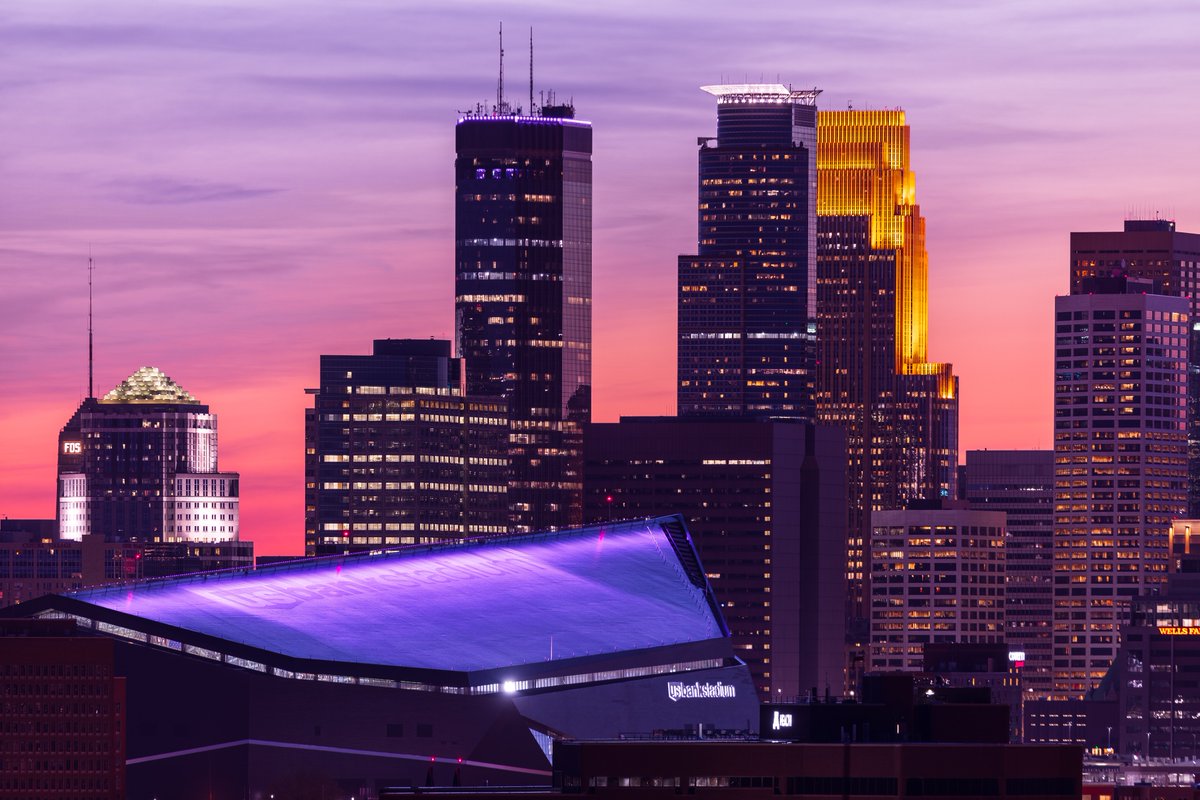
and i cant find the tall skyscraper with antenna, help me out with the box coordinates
[454,35,592,533]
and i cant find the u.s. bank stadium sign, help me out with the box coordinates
[666,681,736,702]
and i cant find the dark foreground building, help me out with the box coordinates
[0,620,125,800]
[7,517,758,800]
[584,418,847,700]
[963,450,1055,699]
[383,741,1080,800]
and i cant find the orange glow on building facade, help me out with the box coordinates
[815,110,959,635]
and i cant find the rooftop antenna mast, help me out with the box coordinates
[87,252,95,399]
[529,27,534,115]
[497,22,505,113]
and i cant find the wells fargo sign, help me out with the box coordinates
[1158,626,1200,636]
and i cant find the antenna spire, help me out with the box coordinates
[529,27,534,115]
[87,253,95,399]
[497,22,505,113]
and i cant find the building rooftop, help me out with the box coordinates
[53,517,726,674]
[700,84,821,105]
[100,366,198,405]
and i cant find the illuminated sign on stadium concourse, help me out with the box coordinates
[666,681,736,701]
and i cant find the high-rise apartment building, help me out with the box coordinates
[304,339,508,557]
[56,367,239,543]
[583,417,847,700]
[1070,219,1200,517]
[1052,279,1188,697]
[454,102,592,534]
[815,109,959,627]
[869,504,1006,672]
[963,450,1055,699]
[677,84,819,419]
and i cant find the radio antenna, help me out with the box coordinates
[529,27,534,115]
[88,252,95,399]
[497,22,505,112]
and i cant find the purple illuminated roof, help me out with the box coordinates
[67,518,725,672]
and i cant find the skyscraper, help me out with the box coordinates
[455,101,592,533]
[815,109,959,628]
[677,84,819,419]
[57,366,239,543]
[963,450,1055,699]
[1052,277,1188,697]
[1070,219,1200,517]
[304,339,509,557]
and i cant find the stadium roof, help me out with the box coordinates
[51,517,726,674]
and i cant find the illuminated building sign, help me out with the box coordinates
[771,710,794,730]
[62,441,82,455]
[1158,626,1200,636]
[666,681,737,702]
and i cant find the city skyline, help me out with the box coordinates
[4,1,1200,554]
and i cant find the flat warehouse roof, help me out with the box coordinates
[67,518,724,672]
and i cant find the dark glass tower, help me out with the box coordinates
[677,84,819,419]
[455,104,592,533]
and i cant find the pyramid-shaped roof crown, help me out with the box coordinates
[101,366,199,404]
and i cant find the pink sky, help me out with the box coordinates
[3,1,1199,555]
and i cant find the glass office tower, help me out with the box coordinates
[678,84,820,419]
[455,103,592,533]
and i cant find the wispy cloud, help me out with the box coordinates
[102,176,281,204]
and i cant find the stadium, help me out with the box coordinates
[11,516,759,799]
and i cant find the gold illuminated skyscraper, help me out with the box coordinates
[815,110,959,644]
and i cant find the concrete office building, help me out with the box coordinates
[1052,280,1188,697]
[304,339,509,557]
[1070,219,1200,516]
[869,503,1006,672]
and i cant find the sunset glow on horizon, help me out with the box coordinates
[3,1,1199,554]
